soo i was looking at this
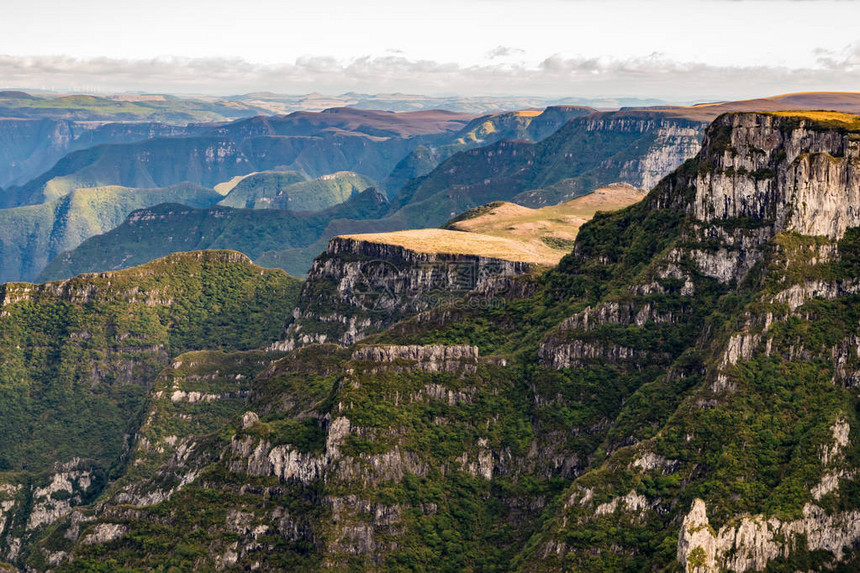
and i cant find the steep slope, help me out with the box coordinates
[272,230,546,350]
[0,183,221,283]
[86,111,703,279]
[18,110,858,572]
[0,251,301,565]
[38,188,390,282]
[393,111,706,212]
[43,96,860,282]
[218,170,375,211]
[0,119,203,191]
[383,106,594,194]
[3,108,475,208]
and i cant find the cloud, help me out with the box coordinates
[814,42,860,70]
[487,46,526,59]
[0,52,857,101]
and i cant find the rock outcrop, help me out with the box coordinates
[678,499,860,573]
[273,235,534,350]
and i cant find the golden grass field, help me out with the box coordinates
[768,111,860,130]
[340,183,646,266]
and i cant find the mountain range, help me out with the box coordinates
[0,109,858,571]
[12,92,858,285]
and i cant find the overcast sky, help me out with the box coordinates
[1,0,857,101]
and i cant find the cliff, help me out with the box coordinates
[272,232,537,350]
[529,112,860,571]
[5,111,860,572]
[0,251,301,566]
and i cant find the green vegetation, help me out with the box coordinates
[0,91,269,123]
[384,106,594,194]
[0,251,300,475]
[218,170,375,211]
[32,110,700,283]
[38,187,389,281]
[541,236,577,250]
[0,183,221,283]
[8,107,473,208]
[5,111,860,572]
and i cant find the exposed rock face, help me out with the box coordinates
[273,236,533,350]
[608,118,705,190]
[0,459,99,564]
[678,499,860,572]
[541,112,860,370]
[81,523,128,545]
[680,113,860,284]
[692,114,860,239]
[538,299,680,369]
[0,484,20,538]
[678,499,718,573]
[352,344,482,373]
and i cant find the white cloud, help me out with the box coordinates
[487,46,526,59]
[1,51,857,102]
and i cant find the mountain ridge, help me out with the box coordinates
[1,110,860,571]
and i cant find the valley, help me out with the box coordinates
[0,109,858,571]
[0,80,859,572]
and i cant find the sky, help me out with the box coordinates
[0,0,858,101]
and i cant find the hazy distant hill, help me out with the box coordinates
[0,90,268,122]
[384,106,594,194]
[0,183,220,283]
[218,171,376,211]
[0,108,475,208]
[38,188,389,281]
[0,119,210,189]
[222,91,665,113]
[28,92,860,283]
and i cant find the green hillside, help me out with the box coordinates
[42,111,704,280]
[218,170,375,211]
[4,108,473,208]
[0,250,300,478]
[9,112,856,572]
[0,112,857,571]
[37,187,390,281]
[383,105,594,195]
[0,183,221,283]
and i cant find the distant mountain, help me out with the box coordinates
[35,110,707,279]
[0,90,269,122]
[32,93,860,283]
[223,91,664,114]
[383,106,594,195]
[0,183,220,283]
[0,119,209,189]
[0,108,475,208]
[38,188,390,282]
[218,171,375,211]
[4,111,859,572]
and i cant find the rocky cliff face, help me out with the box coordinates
[272,236,534,350]
[5,112,860,572]
[541,113,860,369]
[0,460,101,566]
[0,252,300,568]
[585,115,705,191]
[691,113,860,238]
[521,113,860,571]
